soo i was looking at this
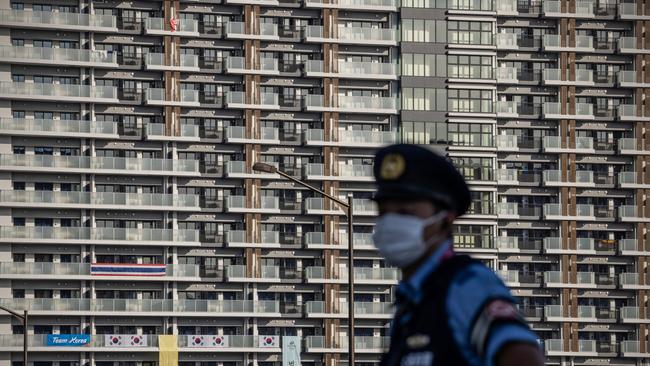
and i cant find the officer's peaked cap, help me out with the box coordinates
[373,144,470,216]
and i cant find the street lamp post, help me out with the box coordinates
[0,305,27,366]
[252,162,355,366]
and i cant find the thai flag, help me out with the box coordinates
[91,263,166,276]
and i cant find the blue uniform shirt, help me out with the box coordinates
[394,240,539,366]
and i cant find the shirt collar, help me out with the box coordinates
[396,240,453,304]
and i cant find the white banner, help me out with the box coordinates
[105,334,147,347]
[282,336,301,366]
[186,335,229,348]
[259,335,279,348]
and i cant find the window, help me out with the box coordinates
[448,21,493,45]
[13,218,25,226]
[402,88,447,111]
[453,225,493,249]
[34,75,54,84]
[33,4,53,11]
[59,41,79,49]
[60,77,79,85]
[11,2,24,10]
[448,123,493,147]
[448,55,492,79]
[33,40,53,48]
[449,0,493,11]
[11,75,24,82]
[58,5,78,13]
[468,191,493,215]
[451,156,493,181]
[401,0,447,8]
[401,19,444,43]
[13,182,25,190]
[35,182,53,191]
[34,218,53,227]
[402,53,446,77]
[401,121,447,144]
[13,146,25,154]
[34,111,54,119]
[12,110,25,118]
[35,147,54,155]
[448,89,493,113]
[11,39,24,46]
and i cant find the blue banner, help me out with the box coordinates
[47,334,91,347]
[282,336,301,366]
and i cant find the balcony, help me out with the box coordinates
[304,336,390,354]
[303,60,398,80]
[225,0,280,4]
[496,169,541,186]
[225,265,281,283]
[224,230,282,248]
[617,70,650,88]
[544,339,599,357]
[302,232,346,250]
[619,3,650,19]
[145,123,200,142]
[495,135,518,151]
[543,170,595,187]
[618,205,650,223]
[0,82,118,103]
[0,118,118,139]
[144,18,199,36]
[618,239,650,256]
[180,334,282,351]
[144,88,200,107]
[0,191,199,211]
[543,34,594,52]
[224,161,278,179]
[225,126,280,145]
[0,46,117,68]
[495,67,518,83]
[225,57,280,75]
[0,10,117,32]
[303,0,398,11]
[303,163,374,182]
[0,226,199,245]
[495,237,542,253]
[226,196,281,214]
[543,203,595,221]
[543,1,594,17]
[618,273,648,289]
[618,138,650,155]
[304,26,397,46]
[619,307,649,324]
[226,91,280,110]
[543,136,595,153]
[0,154,199,176]
[225,22,279,40]
[617,104,650,122]
[542,102,594,120]
[304,301,393,319]
[496,33,519,50]
[303,129,395,148]
[544,305,598,322]
[0,298,280,316]
[620,341,647,358]
[144,53,199,72]
[304,267,400,284]
[495,101,518,117]
[0,262,224,280]
[544,271,597,289]
[543,69,594,86]
[618,37,650,54]
[304,95,397,114]
[496,0,518,14]
[543,237,614,255]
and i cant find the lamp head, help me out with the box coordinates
[252,162,277,174]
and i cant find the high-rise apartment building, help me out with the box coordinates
[0,0,649,365]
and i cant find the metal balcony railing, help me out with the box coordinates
[0,9,116,29]
[0,154,198,173]
[0,191,199,208]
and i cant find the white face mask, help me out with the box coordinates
[372,211,449,268]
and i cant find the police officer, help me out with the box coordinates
[372,144,544,366]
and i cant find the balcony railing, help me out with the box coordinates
[0,82,117,102]
[144,18,198,35]
[0,118,118,137]
[225,22,278,39]
[543,0,594,17]
[304,0,398,10]
[0,46,117,66]
[0,191,199,208]
[0,154,198,174]
[543,34,594,51]
[0,9,116,30]
[0,226,198,243]
[226,57,279,74]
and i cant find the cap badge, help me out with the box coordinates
[380,153,405,180]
